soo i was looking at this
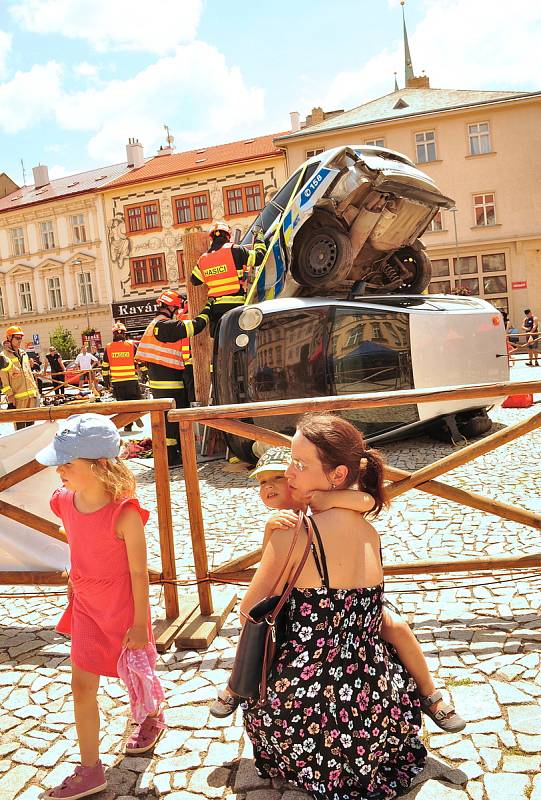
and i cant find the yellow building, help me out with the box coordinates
[0,162,135,354]
[100,134,288,335]
[277,78,541,324]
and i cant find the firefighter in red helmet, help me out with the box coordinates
[102,321,143,432]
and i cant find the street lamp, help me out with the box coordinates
[449,207,461,289]
[73,258,90,330]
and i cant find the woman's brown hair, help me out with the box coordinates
[296,412,388,517]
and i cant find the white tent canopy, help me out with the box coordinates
[0,422,69,572]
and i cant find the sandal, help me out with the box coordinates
[421,690,466,732]
[125,710,165,754]
[43,761,106,800]
[210,688,241,718]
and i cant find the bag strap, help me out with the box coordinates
[267,511,304,597]
[266,512,314,625]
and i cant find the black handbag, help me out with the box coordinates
[229,512,314,701]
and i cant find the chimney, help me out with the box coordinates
[290,111,301,132]
[126,138,145,168]
[32,164,50,189]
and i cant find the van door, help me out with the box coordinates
[328,305,419,436]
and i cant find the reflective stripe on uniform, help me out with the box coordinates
[13,389,38,399]
[0,360,13,373]
[213,294,245,305]
[149,379,184,390]
[184,320,195,338]
[165,438,178,446]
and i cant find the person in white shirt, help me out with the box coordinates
[74,345,99,391]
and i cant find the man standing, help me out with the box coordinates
[45,346,66,395]
[522,308,539,367]
[102,322,144,432]
[189,221,266,337]
[74,344,99,392]
[135,290,190,467]
[0,326,39,429]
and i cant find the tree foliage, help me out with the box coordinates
[50,325,78,360]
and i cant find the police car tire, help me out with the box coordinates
[292,221,353,289]
[457,411,493,439]
[390,243,432,294]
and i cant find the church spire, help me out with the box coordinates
[394,71,399,91]
[401,0,414,85]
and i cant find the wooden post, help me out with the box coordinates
[183,231,213,404]
[179,420,213,616]
[150,410,179,620]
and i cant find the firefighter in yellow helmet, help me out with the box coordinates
[102,322,144,432]
[189,221,266,337]
[1,325,39,429]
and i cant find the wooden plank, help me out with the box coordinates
[383,552,541,575]
[210,568,256,584]
[175,586,237,650]
[212,547,262,575]
[150,410,179,620]
[0,571,67,585]
[205,419,292,448]
[179,420,213,616]
[0,460,46,492]
[384,465,541,529]
[0,398,174,423]
[0,500,66,541]
[154,594,200,653]
[168,379,541,422]
[184,231,213,405]
[388,409,541,499]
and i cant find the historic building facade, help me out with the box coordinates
[100,135,288,335]
[0,163,133,354]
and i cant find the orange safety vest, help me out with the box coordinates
[136,314,185,370]
[104,340,138,383]
[197,244,242,297]
[178,312,192,365]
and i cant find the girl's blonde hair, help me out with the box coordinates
[88,458,136,502]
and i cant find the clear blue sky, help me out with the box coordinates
[0,0,539,186]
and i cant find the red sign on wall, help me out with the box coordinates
[511,281,527,290]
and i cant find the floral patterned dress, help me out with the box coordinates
[243,520,426,800]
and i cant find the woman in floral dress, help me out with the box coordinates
[242,413,426,800]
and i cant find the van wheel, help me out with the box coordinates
[457,410,493,439]
[292,219,353,289]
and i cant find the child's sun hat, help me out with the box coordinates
[35,413,121,466]
[250,446,291,479]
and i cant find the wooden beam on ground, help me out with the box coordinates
[387,409,541,499]
[179,420,213,616]
[154,594,200,653]
[212,547,262,575]
[0,500,65,542]
[384,465,541,530]
[175,586,237,650]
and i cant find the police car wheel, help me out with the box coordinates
[292,222,353,289]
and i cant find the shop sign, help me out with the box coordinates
[511,281,527,290]
[82,331,103,348]
[112,298,159,334]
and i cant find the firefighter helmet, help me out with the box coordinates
[208,221,232,240]
[157,289,183,308]
[112,321,127,333]
[6,325,24,338]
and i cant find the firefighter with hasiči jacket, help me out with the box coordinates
[135,290,197,467]
[102,322,144,433]
[189,221,266,337]
[0,325,39,430]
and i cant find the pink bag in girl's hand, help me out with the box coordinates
[117,643,165,723]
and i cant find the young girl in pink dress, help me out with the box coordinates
[36,413,164,800]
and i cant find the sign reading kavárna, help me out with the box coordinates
[111,298,159,336]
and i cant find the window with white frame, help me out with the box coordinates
[415,130,437,163]
[365,138,385,147]
[70,214,87,243]
[0,287,5,316]
[10,227,25,256]
[427,210,443,232]
[468,122,491,155]
[428,251,509,312]
[473,193,496,226]
[306,148,324,158]
[18,281,33,312]
[77,271,94,305]
[47,276,63,309]
[40,220,55,250]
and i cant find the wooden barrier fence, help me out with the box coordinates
[0,399,188,650]
[169,378,541,648]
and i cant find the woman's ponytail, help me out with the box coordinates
[358,448,387,518]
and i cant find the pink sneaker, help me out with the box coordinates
[43,761,106,800]
[125,710,165,754]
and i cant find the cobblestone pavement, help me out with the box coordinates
[0,368,540,800]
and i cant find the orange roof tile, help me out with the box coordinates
[105,132,287,190]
